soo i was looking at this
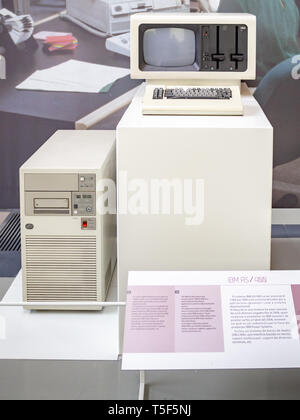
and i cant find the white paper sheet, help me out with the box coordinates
[34,31,73,41]
[16,60,130,93]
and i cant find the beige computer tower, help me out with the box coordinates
[20,131,116,310]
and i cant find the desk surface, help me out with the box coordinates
[0,270,119,360]
[0,17,140,123]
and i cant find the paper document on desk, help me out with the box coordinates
[34,31,73,41]
[16,60,130,93]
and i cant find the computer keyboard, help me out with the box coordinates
[152,87,233,100]
[144,84,242,115]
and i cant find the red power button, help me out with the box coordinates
[82,221,88,228]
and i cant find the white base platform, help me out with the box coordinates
[0,271,119,360]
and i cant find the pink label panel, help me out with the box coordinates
[123,286,175,353]
[174,286,225,353]
[123,285,225,354]
[291,285,300,338]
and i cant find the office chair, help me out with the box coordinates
[254,56,300,168]
[254,56,300,207]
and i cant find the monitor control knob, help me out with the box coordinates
[231,54,244,62]
[212,54,225,62]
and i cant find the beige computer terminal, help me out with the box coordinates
[20,131,116,310]
[130,13,256,115]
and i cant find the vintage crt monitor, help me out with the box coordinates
[20,131,117,310]
[130,13,256,115]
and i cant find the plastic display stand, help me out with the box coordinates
[0,271,148,398]
[0,270,120,360]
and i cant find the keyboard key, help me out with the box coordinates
[153,88,159,99]
[158,88,164,99]
[163,87,232,100]
[153,88,164,100]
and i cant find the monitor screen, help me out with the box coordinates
[143,27,196,67]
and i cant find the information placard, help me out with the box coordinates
[122,271,300,370]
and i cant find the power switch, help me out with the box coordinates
[81,217,96,231]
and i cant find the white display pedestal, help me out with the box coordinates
[117,83,273,348]
[0,270,119,360]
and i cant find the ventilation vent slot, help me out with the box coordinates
[25,236,97,302]
[0,211,21,252]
